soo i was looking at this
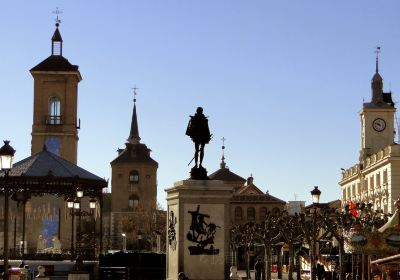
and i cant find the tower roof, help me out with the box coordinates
[365,47,394,108]
[110,143,158,165]
[127,87,141,144]
[209,138,245,182]
[30,55,79,72]
[209,167,246,182]
[128,102,141,144]
[51,27,63,42]
[3,146,105,182]
[30,21,81,79]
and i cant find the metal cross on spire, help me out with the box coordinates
[375,46,381,73]
[132,85,139,103]
[220,137,226,169]
[53,7,63,27]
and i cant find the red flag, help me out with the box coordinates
[349,201,359,218]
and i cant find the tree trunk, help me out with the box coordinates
[339,239,345,280]
[278,245,283,279]
[296,250,301,280]
[265,244,272,280]
[289,243,294,280]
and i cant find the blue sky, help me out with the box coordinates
[1,1,400,207]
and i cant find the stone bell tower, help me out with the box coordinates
[30,19,82,164]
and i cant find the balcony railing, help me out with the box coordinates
[46,115,62,125]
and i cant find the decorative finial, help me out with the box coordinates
[375,46,381,73]
[220,137,226,169]
[132,85,139,104]
[53,7,63,28]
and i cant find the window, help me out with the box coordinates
[129,170,139,183]
[234,207,243,221]
[272,207,280,215]
[48,96,61,124]
[376,172,381,187]
[383,169,388,185]
[259,207,267,220]
[128,195,139,210]
[247,207,255,221]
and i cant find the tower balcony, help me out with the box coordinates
[46,115,62,125]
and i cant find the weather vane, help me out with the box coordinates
[221,137,226,158]
[375,46,381,73]
[132,85,139,103]
[53,7,63,27]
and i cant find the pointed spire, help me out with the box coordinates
[127,86,141,144]
[371,46,383,104]
[51,8,63,56]
[220,137,226,169]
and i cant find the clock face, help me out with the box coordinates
[45,137,60,156]
[373,118,386,132]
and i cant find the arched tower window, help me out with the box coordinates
[129,170,139,183]
[259,207,267,220]
[48,96,61,125]
[234,207,243,221]
[272,207,280,215]
[128,195,139,210]
[247,207,255,221]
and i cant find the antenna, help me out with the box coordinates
[53,7,63,27]
[294,193,299,201]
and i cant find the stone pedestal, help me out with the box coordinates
[166,180,234,280]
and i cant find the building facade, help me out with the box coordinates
[209,151,287,270]
[340,53,398,213]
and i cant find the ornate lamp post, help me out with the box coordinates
[67,188,98,271]
[122,233,127,252]
[0,140,16,280]
[137,230,142,252]
[310,186,321,280]
[74,196,82,267]
[89,198,96,257]
[66,198,75,257]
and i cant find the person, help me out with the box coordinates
[317,262,325,280]
[186,107,212,168]
[36,235,47,253]
[254,258,263,280]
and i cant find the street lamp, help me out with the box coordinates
[89,198,97,256]
[0,140,16,280]
[76,188,84,199]
[138,230,142,252]
[67,189,98,271]
[122,233,127,252]
[311,186,321,204]
[310,186,321,280]
[67,198,75,256]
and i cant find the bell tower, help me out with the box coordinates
[30,18,82,164]
[360,47,396,159]
[110,89,158,213]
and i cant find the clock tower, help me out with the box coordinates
[30,21,82,164]
[359,49,396,160]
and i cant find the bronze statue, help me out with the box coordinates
[186,107,212,179]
